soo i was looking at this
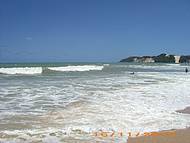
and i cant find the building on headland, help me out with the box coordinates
[133,56,155,63]
[143,57,155,63]
[174,56,180,64]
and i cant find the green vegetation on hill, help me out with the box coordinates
[154,53,175,63]
[120,53,190,63]
[179,56,190,63]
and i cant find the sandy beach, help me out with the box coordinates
[128,106,190,143]
[176,106,190,114]
[128,128,190,143]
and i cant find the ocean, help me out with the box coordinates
[0,63,190,143]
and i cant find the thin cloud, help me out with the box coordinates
[25,37,33,40]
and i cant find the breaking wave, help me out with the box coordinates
[0,67,43,75]
[0,65,104,75]
[47,65,104,72]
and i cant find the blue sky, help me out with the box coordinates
[0,0,190,62]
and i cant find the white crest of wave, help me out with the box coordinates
[0,67,43,75]
[48,65,104,72]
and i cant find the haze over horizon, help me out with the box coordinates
[0,0,190,63]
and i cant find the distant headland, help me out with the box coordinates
[120,53,190,64]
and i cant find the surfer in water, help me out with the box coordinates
[130,72,135,75]
[185,67,188,73]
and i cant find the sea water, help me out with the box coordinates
[0,63,190,142]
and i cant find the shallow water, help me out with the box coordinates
[0,63,190,142]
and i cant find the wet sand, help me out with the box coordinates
[176,106,190,114]
[128,106,190,143]
[127,128,190,143]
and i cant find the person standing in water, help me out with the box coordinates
[185,67,188,73]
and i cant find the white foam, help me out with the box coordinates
[0,67,42,75]
[127,64,187,71]
[1,64,190,142]
[47,65,104,72]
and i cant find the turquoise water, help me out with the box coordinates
[0,63,190,142]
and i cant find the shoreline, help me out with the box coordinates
[127,106,190,143]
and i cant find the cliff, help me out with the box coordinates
[120,53,190,63]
